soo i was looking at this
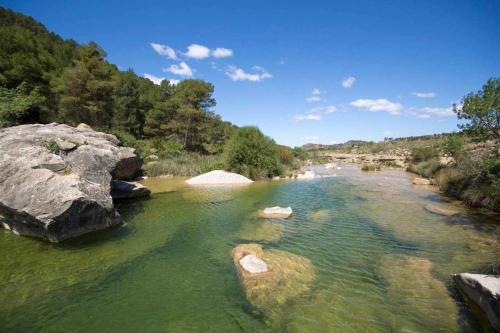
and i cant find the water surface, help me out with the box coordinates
[1,167,499,332]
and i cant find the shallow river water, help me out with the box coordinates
[1,166,499,332]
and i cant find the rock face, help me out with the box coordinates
[413,177,432,185]
[239,254,268,273]
[424,203,460,216]
[453,273,500,332]
[259,206,293,219]
[186,170,253,185]
[110,180,151,200]
[0,123,144,242]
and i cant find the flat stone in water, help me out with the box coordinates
[239,254,268,273]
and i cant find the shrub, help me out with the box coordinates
[137,138,183,159]
[410,146,439,163]
[112,130,138,149]
[407,158,442,178]
[361,163,381,171]
[224,126,281,180]
[441,135,464,158]
[45,139,61,154]
[143,153,225,177]
[277,146,294,165]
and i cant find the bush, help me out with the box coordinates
[361,163,381,171]
[143,152,225,177]
[407,158,442,178]
[410,146,439,163]
[277,146,294,165]
[137,138,183,159]
[112,130,138,149]
[435,153,500,211]
[45,139,61,154]
[224,126,281,180]
[441,135,464,158]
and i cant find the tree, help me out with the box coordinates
[53,42,116,128]
[455,77,500,141]
[224,126,281,179]
[0,82,45,127]
[112,70,144,136]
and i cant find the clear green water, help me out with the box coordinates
[1,167,499,332]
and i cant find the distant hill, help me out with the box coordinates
[302,140,369,151]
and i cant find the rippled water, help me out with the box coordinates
[1,167,499,332]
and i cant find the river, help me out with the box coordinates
[0,166,499,332]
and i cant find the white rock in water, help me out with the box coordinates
[297,170,316,179]
[186,170,253,185]
[262,206,293,218]
[324,163,336,169]
[453,273,500,331]
[413,177,432,185]
[239,254,268,274]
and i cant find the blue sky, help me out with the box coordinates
[4,0,500,146]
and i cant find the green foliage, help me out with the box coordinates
[455,77,499,140]
[410,146,439,163]
[143,153,225,177]
[44,138,60,154]
[361,163,381,171]
[436,153,500,211]
[277,146,294,165]
[0,82,45,127]
[224,126,281,180]
[138,138,183,159]
[407,158,442,178]
[292,147,308,161]
[441,134,464,158]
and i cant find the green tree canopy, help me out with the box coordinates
[224,126,281,180]
[455,77,499,140]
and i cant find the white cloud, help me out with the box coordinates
[306,88,321,102]
[411,92,436,98]
[413,106,454,118]
[150,43,176,59]
[168,79,180,85]
[185,44,211,59]
[349,98,402,115]
[293,114,322,121]
[164,62,193,77]
[226,66,272,82]
[342,76,356,88]
[212,47,233,58]
[308,105,337,114]
[302,135,320,143]
[143,73,165,85]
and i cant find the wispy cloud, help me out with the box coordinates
[226,66,272,82]
[342,76,356,88]
[411,92,436,98]
[164,62,193,77]
[143,74,165,85]
[185,44,211,59]
[306,88,321,102]
[349,98,402,115]
[408,106,455,118]
[150,43,176,59]
[301,135,320,143]
[308,105,337,114]
[293,114,322,121]
[212,47,233,58]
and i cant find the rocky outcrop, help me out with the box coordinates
[186,170,253,185]
[258,206,293,219]
[413,177,432,185]
[453,273,500,332]
[110,180,151,200]
[0,123,144,242]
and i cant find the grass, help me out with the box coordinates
[143,153,225,177]
[44,139,61,154]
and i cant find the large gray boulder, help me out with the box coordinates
[453,273,500,332]
[0,123,144,242]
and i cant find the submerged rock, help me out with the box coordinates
[259,206,293,219]
[186,170,253,185]
[424,203,459,216]
[378,255,459,332]
[453,273,500,332]
[0,123,144,242]
[232,243,315,308]
[307,209,331,222]
[240,220,284,242]
[413,177,432,185]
